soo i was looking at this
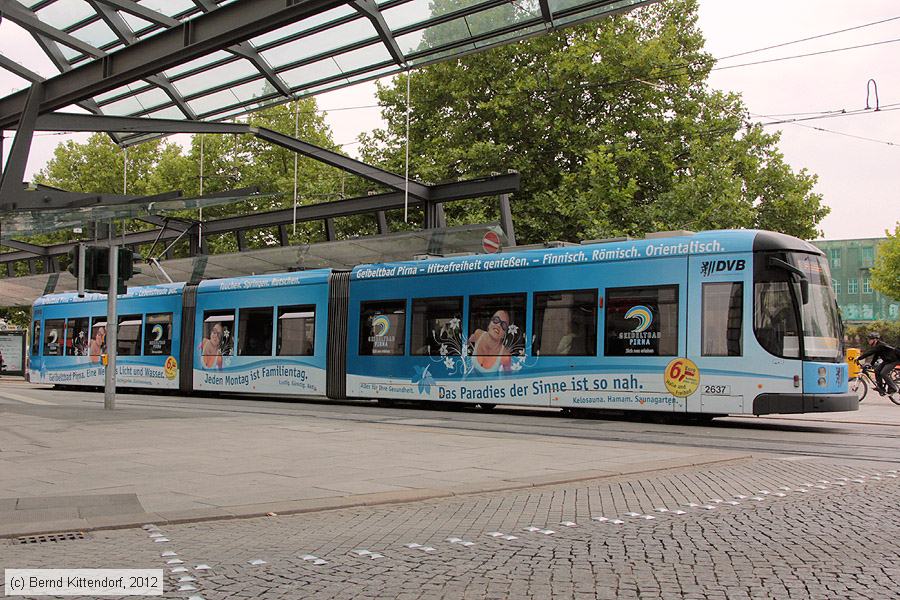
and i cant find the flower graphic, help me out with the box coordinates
[413,365,436,395]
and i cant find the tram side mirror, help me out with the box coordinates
[799,278,809,305]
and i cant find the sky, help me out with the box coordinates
[1,0,898,241]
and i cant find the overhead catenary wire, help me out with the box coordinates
[751,112,900,147]
[714,14,900,61]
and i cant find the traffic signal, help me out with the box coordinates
[118,248,135,281]
[66,246,137,294]
[67,245,99,293]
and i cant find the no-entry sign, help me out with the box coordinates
[482,231,501,253]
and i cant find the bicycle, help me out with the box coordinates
[850,362,900,405]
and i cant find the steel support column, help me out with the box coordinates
[0,81,43,204]
[499,193,516,247]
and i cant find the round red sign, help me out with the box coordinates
[482,231,501,253]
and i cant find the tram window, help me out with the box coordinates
[277,305,315,356]
[117,315,143,356]
[31,321,41,356]
[533,290,597,356]
[411,297,463,356]
[360,300,406,356]
[605,286,679,356]
[65,317,90,356]
[144,313,173,356]
[201,310,234,368]
[753,282,800,359]
[238,307,274,356]
[702,283,743,356]
[90,317,107,359]
[467,294,526,361]
[43,319,65,356]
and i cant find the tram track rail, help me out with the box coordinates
[35,389,900,467]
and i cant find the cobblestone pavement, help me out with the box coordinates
[3,457,900,599]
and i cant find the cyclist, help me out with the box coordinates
[857,332,900,400]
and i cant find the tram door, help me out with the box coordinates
[684,253,752,415]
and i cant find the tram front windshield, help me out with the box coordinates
[754,252,842,362]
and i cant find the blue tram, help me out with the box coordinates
[29,230,856,416]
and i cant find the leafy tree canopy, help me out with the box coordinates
[360,0,828,242]
[871,224,900,301]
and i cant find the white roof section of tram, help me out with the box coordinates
[1,0,653,137]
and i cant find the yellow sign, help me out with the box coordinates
[164,356,178,380]
[665,357,700,397]
[845,348,861,379]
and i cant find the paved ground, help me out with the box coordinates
[3,380,900,598]
[2,458,898,599]
[0,383,746,537]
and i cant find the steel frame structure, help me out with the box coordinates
[0,0,653,280]
[1,109,519,277]
[1,173,519,276]
[0,0,654,132]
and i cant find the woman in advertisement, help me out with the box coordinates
[468,310,514,372]
[89,325,106,363]
[201,322,225,369]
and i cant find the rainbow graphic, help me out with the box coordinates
[151,324,164,341]
[372,315,391,337]
[624,305,653,333]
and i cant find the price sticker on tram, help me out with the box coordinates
[664,357,700,397]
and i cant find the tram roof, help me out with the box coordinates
[33,282,185,307]
[350,229,823,281]
[196,269,331,293]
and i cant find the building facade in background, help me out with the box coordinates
[813,238,899,323]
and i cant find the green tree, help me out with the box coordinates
[872,224,900,301]
[34,132,163,196]
[360,0,828,242]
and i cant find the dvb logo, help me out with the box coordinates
[700,259,746,276]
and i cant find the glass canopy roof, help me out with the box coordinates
[0,192,275,240]
[0,223,508,306]
[0,0,651,135]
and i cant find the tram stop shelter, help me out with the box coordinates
[0,0,658,305]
